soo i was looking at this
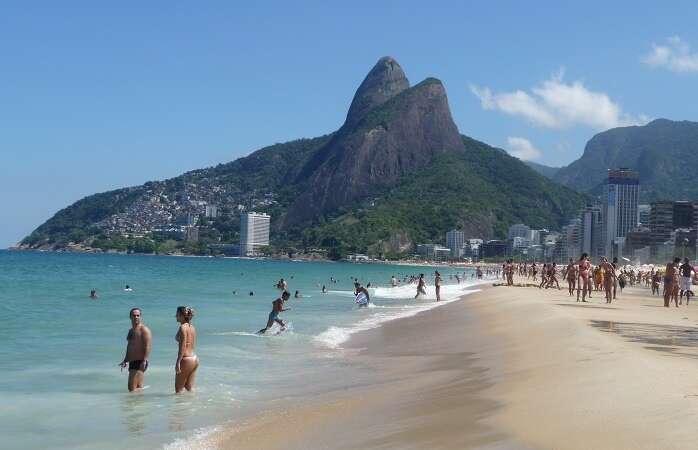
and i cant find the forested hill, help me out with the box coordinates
[21,57,586,257]
[554,119,698,201]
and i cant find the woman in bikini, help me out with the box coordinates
[174,306,199,393]
[577,253,592,302]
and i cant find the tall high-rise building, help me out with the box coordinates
[239,212,270,256]
[603,168,640,258]
[446,230,465,257]
[649,201,698,257]
[580,205,603,258]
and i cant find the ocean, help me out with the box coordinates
[0,250,487,449]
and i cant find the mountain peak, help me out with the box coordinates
[344,56,410,128]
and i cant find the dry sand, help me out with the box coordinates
[218,280,698,449]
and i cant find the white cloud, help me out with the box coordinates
[643,36,698,73]
[506,136,541,161]
[470,71,648,130]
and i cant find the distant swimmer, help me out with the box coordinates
[119,308,152,392]
[123,285,133,292]
[434,271,442,302]
[354,282,370,307]
[414,274,427,299]
[322,285,327,294]
[174,306,198,393]
[90,289,98,299]
[294,290,302,298]
[391,275,398,287]
[258,291,290,334]
[249,291,254,296]
[276,278,288,291]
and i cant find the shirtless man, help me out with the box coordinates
[600,257,617,304]
[663,258,681,307]
[679,258,695,305]
[119,308,152,392]
[259,291,291,334]
[565,258,577,296]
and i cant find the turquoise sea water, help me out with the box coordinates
[0,250,485,449]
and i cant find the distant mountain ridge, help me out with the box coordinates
[21,57,586,257]
[553,119,698,201]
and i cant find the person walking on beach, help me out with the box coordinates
[679,258,695,305]
[600,257,617,304]
[565,258,577,296]
[119,308,152,392]
[174,306,198,394]
[258,291,290,334]
[577,253,591,302]
[415,274,427,299]
[664,258,680,307]
[434,271,442,301]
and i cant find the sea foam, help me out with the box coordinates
[313,280,488,349]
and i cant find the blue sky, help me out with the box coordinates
[3,1,698,247]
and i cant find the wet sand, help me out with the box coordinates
[219,281,698,449]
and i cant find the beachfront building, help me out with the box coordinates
[446,230,465,257]
[508,224,531,240]
[580,205,603,259]
[239,212,270,256]
[649,201,698,259]
[480,240,507,258]
[602,168,640,259]
[560,218,582,262]
[416,244,451,261]
[638,204,650,227]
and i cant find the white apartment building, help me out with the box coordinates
[240,212,270,256]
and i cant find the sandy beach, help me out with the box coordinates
[217,280,698,450]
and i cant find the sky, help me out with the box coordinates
[3,1,698,248]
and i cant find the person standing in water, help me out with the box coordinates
[119,308,152,392]
[174,306,198,393]
[354,282,370,307]
[415,274,427,299]
[90,289,98,299]
[259,291,290,334]
[434,271,442,301]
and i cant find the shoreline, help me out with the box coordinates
[213,280,698,449]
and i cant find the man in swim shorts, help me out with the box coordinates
[119,308,152,392]
[258,291,290,334]
[679,258,695,305]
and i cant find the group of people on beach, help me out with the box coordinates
[502,256,697,308]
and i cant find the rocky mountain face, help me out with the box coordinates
[554,119,698,201]
[286,57,463,224]
[21,57,586,256]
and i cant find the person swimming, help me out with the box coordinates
[174,306,198,393]
[294,290,302,298]
[90,289,98,299]
[123,285,133,292]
